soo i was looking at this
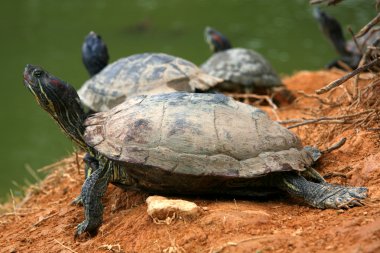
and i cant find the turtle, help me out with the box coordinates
[82,31,109,77]
[78,32,221,112]
[201,26,294,104]
[313,8,380,70]
[23,64,368,236]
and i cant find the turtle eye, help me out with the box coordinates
[33,70,42,78]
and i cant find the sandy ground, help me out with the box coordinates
[0,70,379,253]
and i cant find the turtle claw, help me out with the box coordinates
[74,217,102,238]
[337,199,364,209]
[347,199,364,207]
[74,220,96,239]
[322,186,368,209]
[71,195,83,206]
[338,204,349,210]
[75,221,88,239]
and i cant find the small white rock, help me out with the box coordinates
[146,196,203,224]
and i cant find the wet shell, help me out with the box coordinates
[84,92,314,178]
[78,53,221,112]
[201,48,282,90]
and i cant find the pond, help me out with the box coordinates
[0,0,374,199]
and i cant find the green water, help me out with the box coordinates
[0,0,374,199]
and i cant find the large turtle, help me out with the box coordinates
[79,32,221,112]
[313,8,380,70]
[201,27,294,103]
[23,64,367,236]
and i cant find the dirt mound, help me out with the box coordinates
[1,70,379,253]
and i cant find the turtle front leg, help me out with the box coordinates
[278,172,368,209]
[75,162,111,237]
[72,153,99,206]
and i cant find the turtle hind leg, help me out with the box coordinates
[301,167,326,184]
[277,172,367,209]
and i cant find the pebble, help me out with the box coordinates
[146,196,203,224]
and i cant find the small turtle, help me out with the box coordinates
[79,32,221,112]
[82,31,109,77]
[313,8,380,70]
[24,64,367,236]
[201,27,294,103]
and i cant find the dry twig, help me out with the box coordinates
[225,92,280,120]
[360,27,380,49]
[54,239,78,253]
[9,189,20,220]
[37,153,84,172]
[75,151,81,175]
[224,93,278,110]
[348,26,363,54]
[98,244,123,252]
[356,12,380,38]
[32,212,57,227]
[284,110,375,129]
[323,172,348,179]
[211,235,271,253]
[321,137,346,154]
[297,91,334,105]
[316,58,380,95]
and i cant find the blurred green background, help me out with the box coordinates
[0,0,374,199]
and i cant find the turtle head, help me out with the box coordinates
[204,26,232,53]
[23,64,87,149]
[82,31,109,77]
[313,8,351,57]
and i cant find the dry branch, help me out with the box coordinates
[360,27,380,48]
[356,12,380,38]
[323,172,348,179]
[225,92,280,120]
[54,239,78,253]
[32,213,57,227]
[297,91,334,105]
[321,137,346,154]
[348,26,363,54]
[37,153,84,172]
[98,244,122,252]
[316,58,380,95]
[284,110,375,129]
[224,93,278,110]
[211,235,271,253]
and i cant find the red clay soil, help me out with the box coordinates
[1,70,379,253]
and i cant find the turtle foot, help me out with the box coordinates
[74,219,100,238]
[318,186,368,209]
[75,221,89,238]
[280,173,368,210]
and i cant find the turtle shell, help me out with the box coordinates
[84,93,314,183]
[201,48,282,90]
[78,53,221,112]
